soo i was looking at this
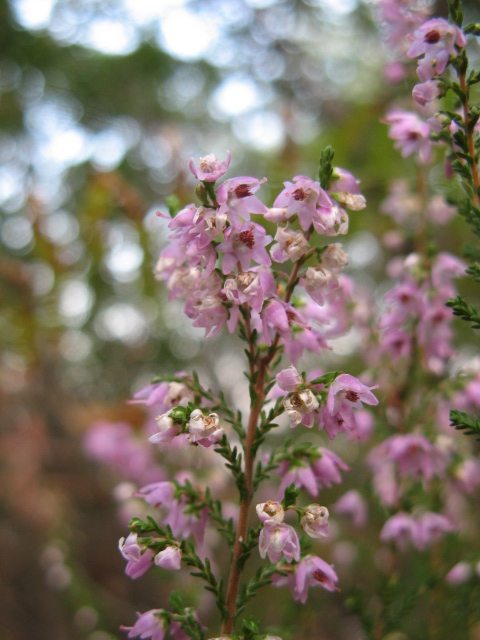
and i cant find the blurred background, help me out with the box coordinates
[1,0,480,638]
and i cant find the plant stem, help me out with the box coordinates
[221,231,312,634]
[459,69,480,207]
[222,341,267,634]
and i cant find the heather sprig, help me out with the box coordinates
[116,147,376,638]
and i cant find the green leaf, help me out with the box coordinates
[465,264,480,282]
[450,409,480,440]
[169,591,185,613]
[165,194,181,217]
[309,370,343,386]
[464,22,480,35]
[318,145,335,190]
[282,483,300,509]
[446,295,480,329]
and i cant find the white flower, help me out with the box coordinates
[284,389,319,427]
[256,500,285,526]
[187,409,223,446]
[322,243,349,271]
[301,505,330,538]
[334,191,366,210]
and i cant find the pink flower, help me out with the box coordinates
[380,328,412,360]
[412,79,441,106]
[273,176,331,231]
[164,499,210,546]
[259,523,300,564]
[380,513,417,550]
[384,111,432,163]
[329,168,366,210]
[327,374,379,415]
[223,270,265,314]
[377,0,431,51]
[304,266,338,306]
[454,458,480,494]
[320,403,358,440]
[271,227,310,263]
[407,18,466,80]
[217,176,267,227]
[383,61,407,84]
[334,490,367,527]
[431,253,466,289]
[121,609,166,640]
[217,222,272,274]
[294,555,339,602]
[276,365,302,392]
[119,533,143,562]
[130,382,169,408]
[378,434,446,480]
[312,202,349,236]
[124,547,155,579]
[154,546,182,571]
[311,448,350,489]
[134,482,175,508]
[84,421,163,485]
[149,413,181,445]
[445,562,472,586]
[416,512,454,549]
[188,295,228,338]
[278,461,319,498]
[261,299,290,345]
[188,152,231,182]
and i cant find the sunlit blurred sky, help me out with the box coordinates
[2,0,386,379]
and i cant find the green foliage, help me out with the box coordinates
[309,371,343,386]
[165,194,181,217]
[448,0,464,27]
[204,487,236,546]
[318,146,335,190]
[215,436,247,500]
[281,483,300,510]
[169,592,206,640]
[446,294,480,329]
[180,541,228,621]
[450,409,480,440]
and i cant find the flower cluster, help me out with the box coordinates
[154,153,363,360]
[256,500,338,603]
[277,365,378,439]
[407,18,466,105]
[378,252,465,374]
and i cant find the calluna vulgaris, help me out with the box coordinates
[84,0,480,638]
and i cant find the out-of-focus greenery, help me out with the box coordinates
[1,0,480,639]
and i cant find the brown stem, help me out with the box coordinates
[459,70,480,207]
[221,348,267,634]
[221,230,313,634]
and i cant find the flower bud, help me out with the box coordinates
[170,406,187,422]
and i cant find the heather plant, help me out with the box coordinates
[82,1,480,638]
[109,148,380,640]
